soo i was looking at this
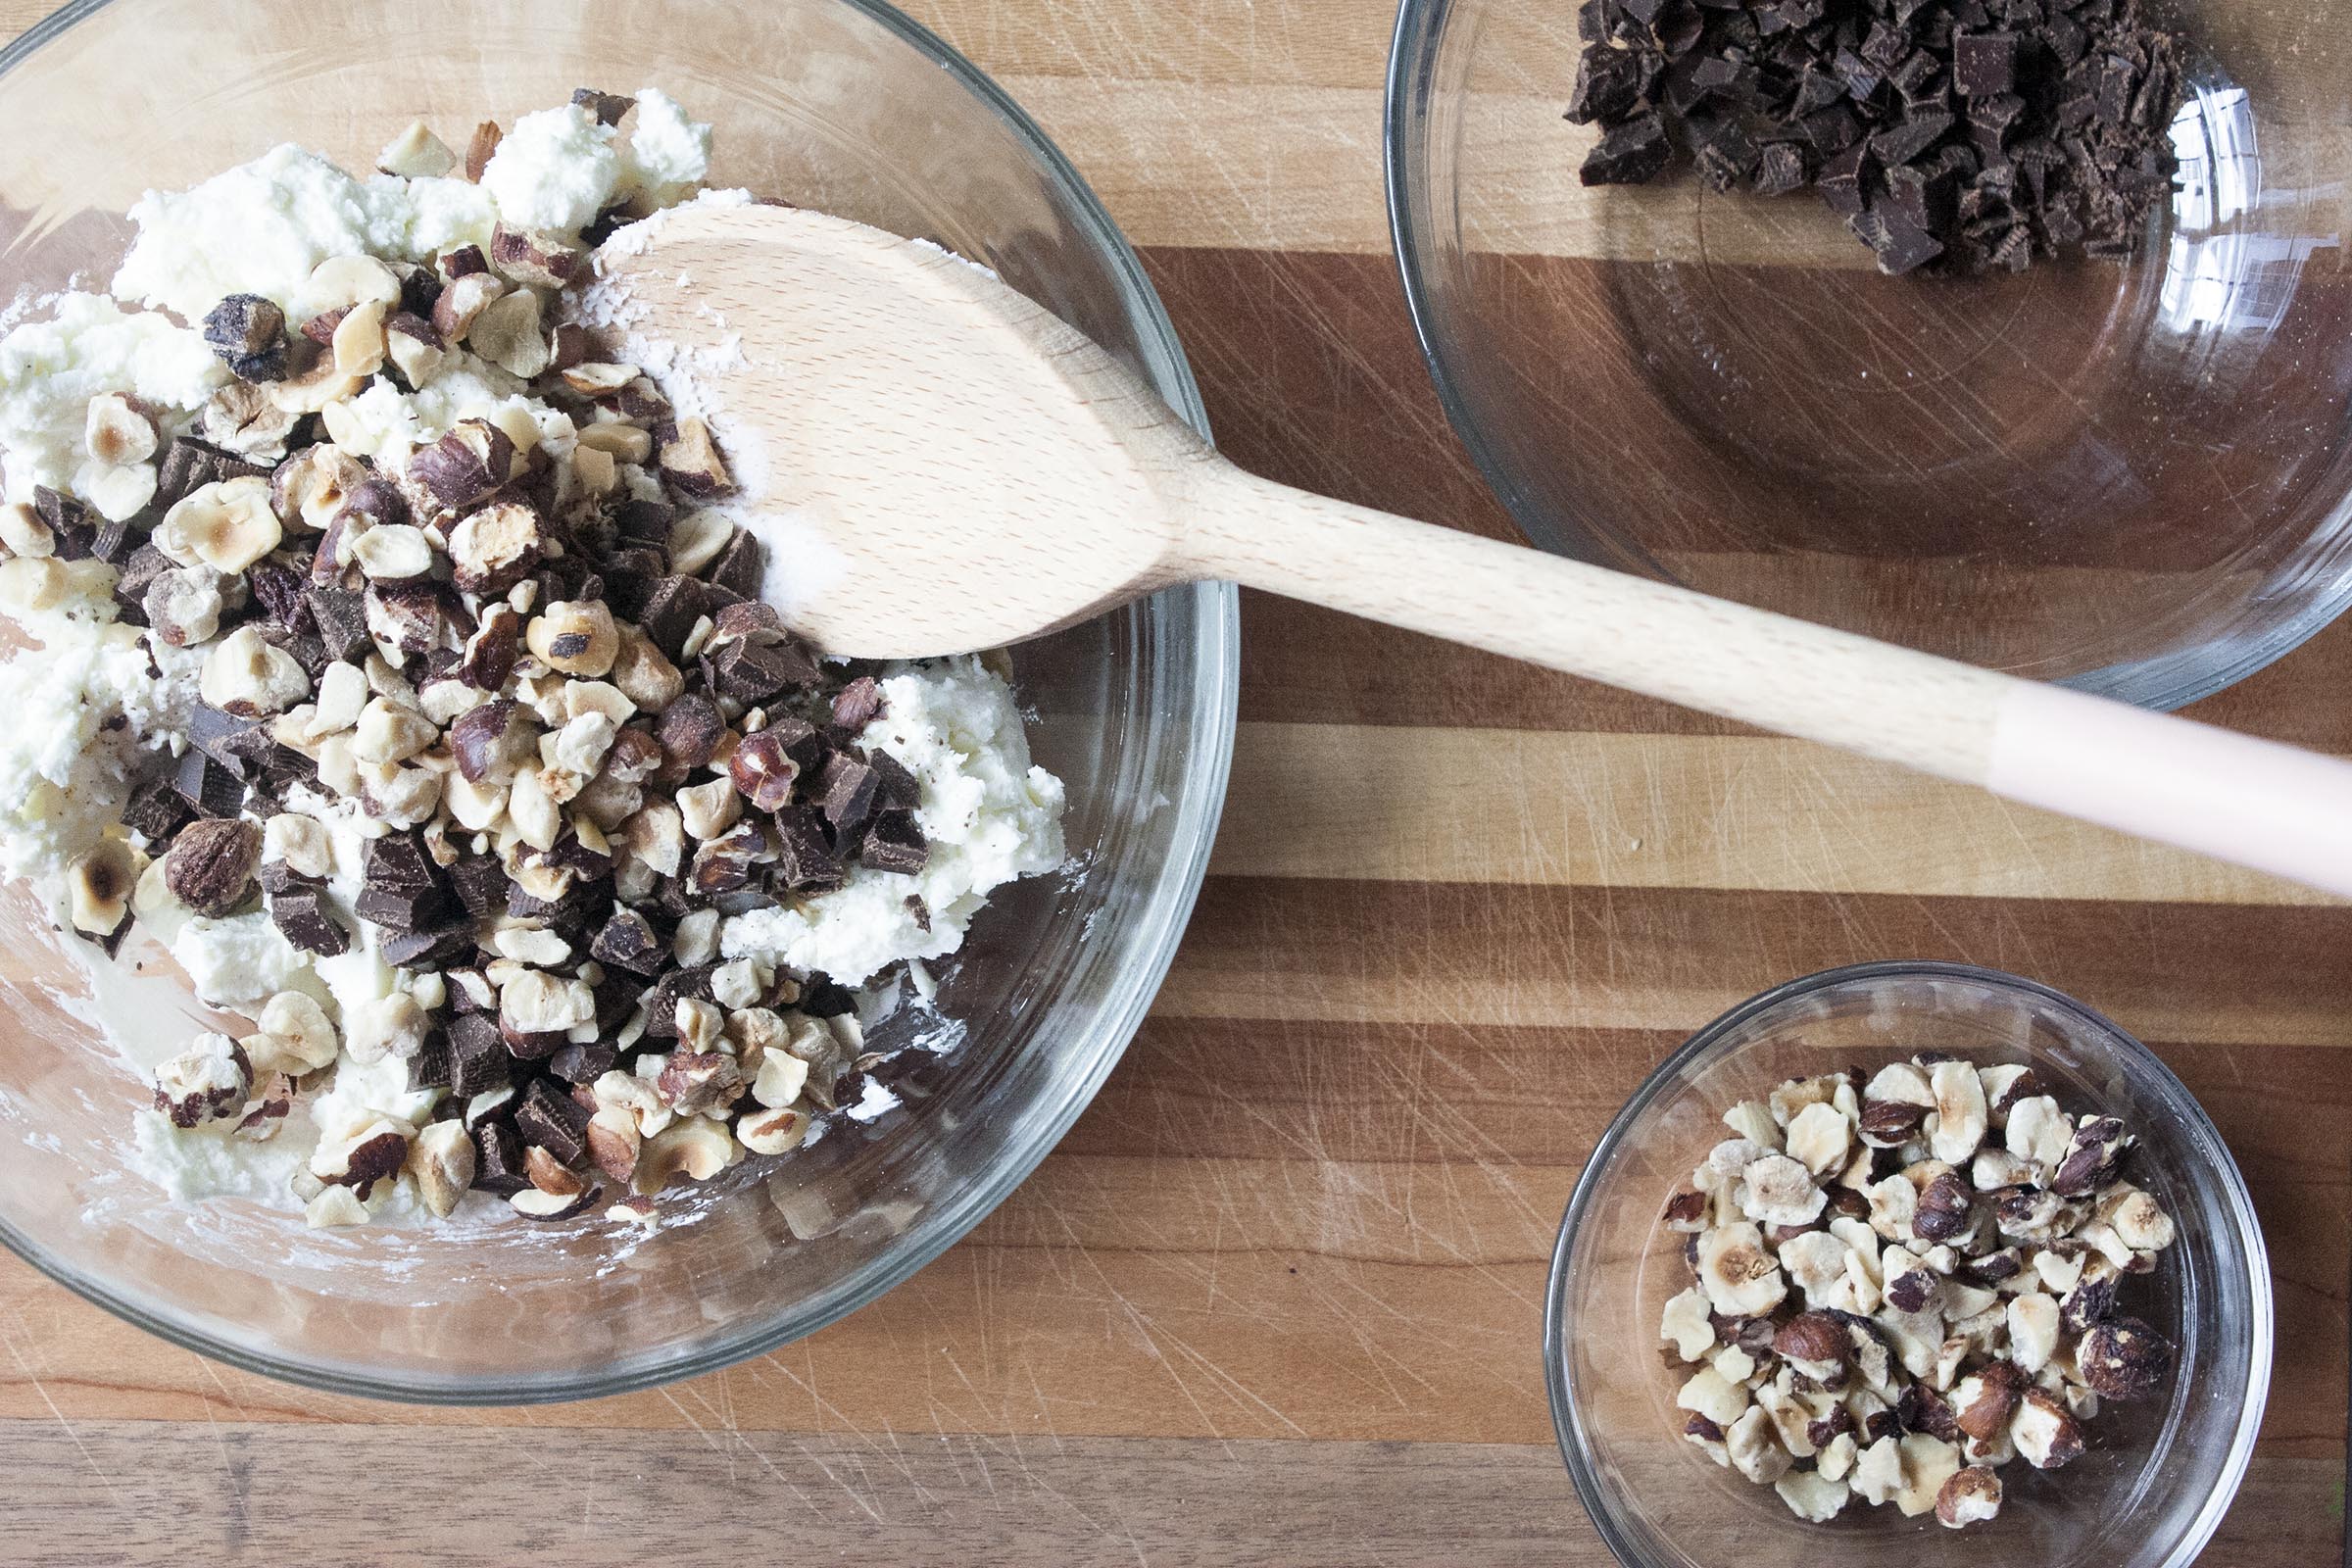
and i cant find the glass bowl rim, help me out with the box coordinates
[1378,0,2347,712]
[0,0,1241,1406]
[1539,959,2275,1567]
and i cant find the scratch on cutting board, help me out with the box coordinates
[1,1324,121,1503]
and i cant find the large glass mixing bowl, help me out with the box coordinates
[0,0,1237,1401]
[1389,0,2352,709]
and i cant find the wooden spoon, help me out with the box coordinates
[595,203,2352,897]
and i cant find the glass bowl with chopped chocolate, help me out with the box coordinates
[0,0,1235,1399]
[1544,962,2268,1565]
[1389,0,2352,710]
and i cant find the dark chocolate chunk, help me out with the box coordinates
[270,884,350,956]
[378,920,476,970]
[800,974,858,1018]
[408,1030,455,1092]
[867,750,920,812]
[1580,112,1673,186]
[599,548,670,619]
[710,636,821,704]
[634,575,705,662]
[308,588,372,662]
[770,806,846,894]
[817,752,879,833]
[1752,140,1809,196]
[705,527,764,599]
[1565,44,1655,125]
[859,809,930,875]
[656,693,725,770]
[905,894,931,933]
[514,1077,592,1167]
[447,1013,510,1097]
[447,854,513,919]
[172,746,246,818]
[357,833,452,931]
[121,777,197,848]
[154,437,268,512]
[472,1120,530,1196]
[549,1041,619,1085]
[637,964,716,1041]
[589,907,666,976]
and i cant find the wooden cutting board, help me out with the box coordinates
[0,1,2344,1563]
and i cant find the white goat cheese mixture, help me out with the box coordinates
[0,89,1064,1227]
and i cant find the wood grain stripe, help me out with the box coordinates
[1212,721,2337,905]
[0,1421,2334,1567]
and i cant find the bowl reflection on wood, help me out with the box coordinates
[0,0,1235,1402]
[1389,0,2352,709]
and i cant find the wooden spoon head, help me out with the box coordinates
[589,203,1201,657]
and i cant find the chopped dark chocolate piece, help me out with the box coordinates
[771,805,846,894]
[408,1030,455,1092]
[800,974,858,1019]
[447,854,513,919]
[472,1120,530,1196]
[905,894,931,934]
[867,750,920,812]
[121,777,197,848]
[357,833,451,931]
[378,919,476,970]
[860,809,930,875]
[308,587,372,662]
[446,1012,509,1097]
[709,636,821,704]
[817,752,879,833]
[270,884,350,956]
[172,746,246,819]
[638,963,716,1041]
[549,1041,619,1086]
[154,437,268,512]
[1565,45,1655,125]
[514,1077,592,1167]
[1580,112,1673,186]
[705,527,764,599]
[1752,141,1809,196]
[634,574,705,662]
[112,545,172,624]
[656,693,725,770]
[589,907,666,975]
[202,294,290,381]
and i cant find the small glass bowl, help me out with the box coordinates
[1545,962,2270,1567]
[1388,0,2352,709]
[0,0,1236,1401]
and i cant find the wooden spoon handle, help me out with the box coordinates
[1178,461,2352,897]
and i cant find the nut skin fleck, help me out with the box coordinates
[2076,1316,2172,1401]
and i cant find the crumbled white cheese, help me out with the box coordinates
[0,292,222,499]
[327,350,528,462]
[621,88,713,208]
[720,656,1065,984]
[481,103,622,234]
[0,605,202,877]
[171,911,313,1012]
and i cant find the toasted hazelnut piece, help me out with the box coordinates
[343,994,431,1066]
[2009,1386,2085,1468]
[1696,1220,1786,1318]
[511,1184,598,1221]
[0,556,68,612]
[666,507,735,576]
[524,1145,587,1199]
[348,696,437,765]
[577,419,656,464]
[1724,1406,1791,1486]
[331,296,390,377]
[2005,1095,2073,1174]
[468,287,550,378]
[1772,1311,1849,1379]
[410,417,516,511]
[1775,1469,1849,1524]
[302,255,403,317]
[200,624,312,716]
[738,1105,809,1155]
[78,460,157,522]
[2077,1316,2172,1401]
[1771,1229,1843,1301]
[1952,1360,2025,1443]
[270,443,369,535]
[610,626,684,713]
[500,969,597,1038]
[2048,1115,2132,1198]
[376,312,445,388]
[1935,1465,2001,1529]
[676,775,742,841]
[67,836,145,938]
[490,224,583,289]
[1784,1100,1850,1175]
[658,1050,742,1115]
[445,499,540,594]
[165,817,263,916]
[199,380,305,460]
[672,906,722,968]
[158,475,282,572]
[1660,1286,1716,1362]
[464,119,503,181]
[0,500,53,558]
[1886,1433,1962,1518]
[2101,1185,2175,1251]
[377,119,458,177]
[633,1116,742,1195]
[1736,1152,1825,1228]
[245,991,340,1075]
[563,362,637,397]
[349,521,435,584]
[154,1033,252,1127]
[266,347,365,416]
[204,293,289,378]
[1929,1059,1988,1162]
[618,800,686,879]
[659,417,735,499]
[1676,1364,1750,1429]
[431,270,507,346]
[142,564,229,647]
[84,392,157,466]
[506,765,562,851]
[305,1185,371,1227]
[406,1120,475,1219]
[526,599,618,676]
[728,724,801,811]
